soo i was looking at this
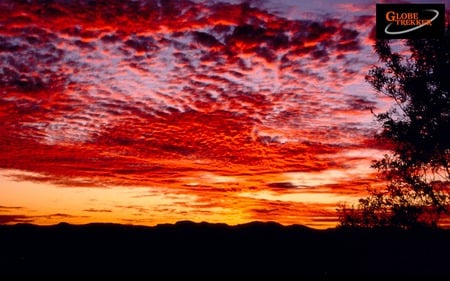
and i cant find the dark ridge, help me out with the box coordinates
[0,221,449,278]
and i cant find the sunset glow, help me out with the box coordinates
[1,0,445,229]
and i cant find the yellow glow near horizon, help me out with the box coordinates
[0,169,353,228]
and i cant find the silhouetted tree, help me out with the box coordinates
[338,27,450,229]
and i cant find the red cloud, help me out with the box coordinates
[0,0,383,227]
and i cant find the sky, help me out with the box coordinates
[0,0,448,229]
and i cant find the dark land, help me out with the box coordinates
[1,221,450,279]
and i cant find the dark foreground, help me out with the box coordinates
[1,221,450,278]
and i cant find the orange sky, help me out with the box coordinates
[0,0,446,229]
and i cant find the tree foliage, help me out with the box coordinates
[338,28,450,229]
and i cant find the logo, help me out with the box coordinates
[376,4,445,39]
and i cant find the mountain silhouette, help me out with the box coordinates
[1,221,449,278]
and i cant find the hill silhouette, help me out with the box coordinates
[1,221,450,278]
